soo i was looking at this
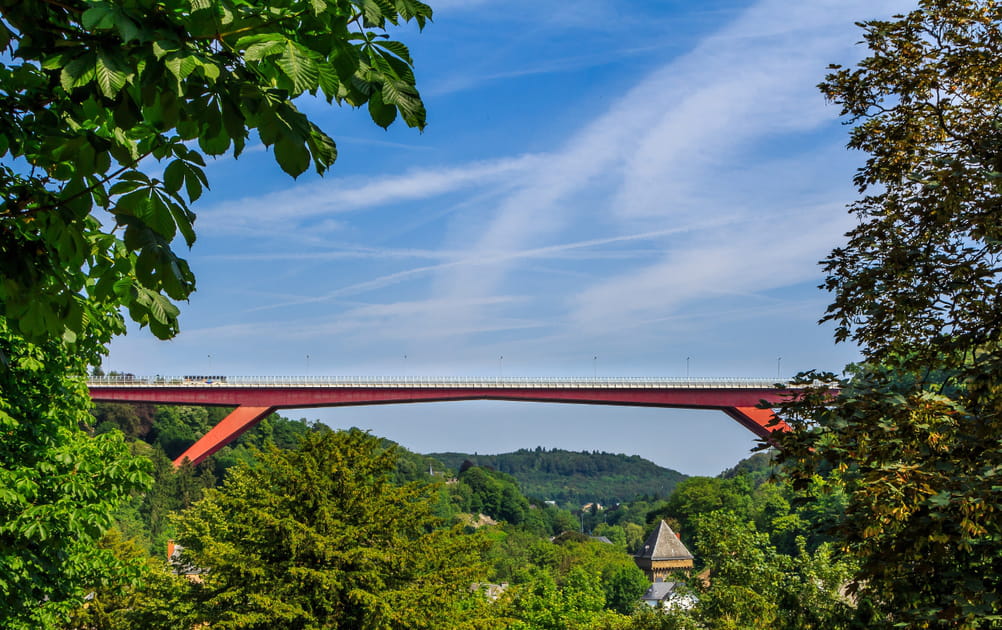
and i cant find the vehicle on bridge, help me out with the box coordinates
[182,375,228,385]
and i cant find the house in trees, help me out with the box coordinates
[641,581,696,610]
[166,540,203,579]
[634,520,693,582]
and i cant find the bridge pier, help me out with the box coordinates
[723,406,780,439]
[174,405,275,467]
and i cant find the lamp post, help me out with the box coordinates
[499,355,503,378]
[593,356,598,379]
[777,356,782,380]
[685,356,690,379]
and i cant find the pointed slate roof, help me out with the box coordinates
[636,520,693,561]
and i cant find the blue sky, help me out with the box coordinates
[107,0,911,476]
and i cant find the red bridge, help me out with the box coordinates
[87,376,795,467]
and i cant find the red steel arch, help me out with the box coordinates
[88,379,792,467]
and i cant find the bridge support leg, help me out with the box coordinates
[723,406,787,439]
[174,406,275,468]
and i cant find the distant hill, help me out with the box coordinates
[718,450,780,486]
[427,447,687,508]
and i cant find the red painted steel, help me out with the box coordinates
[175,406,275,466]
[89,384,791,467]
[723,406,781,438]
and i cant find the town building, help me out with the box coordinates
[641,581,696,610]
[633,520,694,582]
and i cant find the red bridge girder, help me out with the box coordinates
[89,384,791,467]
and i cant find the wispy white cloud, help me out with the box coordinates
[569,205,851,332]
[196,154,544,235]
[421,0,910,341]
[246,223,732,313]
[119,0,912,382]
[177,295,537,345]
[427,43,672,96]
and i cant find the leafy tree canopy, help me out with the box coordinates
[172,429,492,629]
[1,1,432,626]
[0,321,151,629]
[0,0,430,343]
[774,1,1002,626]
[667,511,858,630]
[818,0,1002,363]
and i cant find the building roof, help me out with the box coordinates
[635,520,693,561]
[642,581,679,602]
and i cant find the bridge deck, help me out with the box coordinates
[88,376,797,467]
[87,376,786,388]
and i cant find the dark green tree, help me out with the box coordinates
[91,401,155,439]
[172,429,492,629]
[650,476,755,544]
[457,465,530,525]
[774,1,1002,626]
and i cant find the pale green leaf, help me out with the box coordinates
[60,55,96,92]
[277,42,320,94]
[242,36,286,62]
[165,53,200,80]
[95,50,130,98]
[373,39,412,64]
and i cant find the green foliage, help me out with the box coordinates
[456,465,531,525]
[480,523,648,621]
[91,401,156,439]
[209,411,329,479]
[235,413,329,451]
[386,437,447,484]
[2,3,432,624]
[662,511,857,630]
[138,450,215,554]
[559,540,650,615]
[171,429,491,629]
[71,564,198,630]
[0,321,152,629]
[432,447,687,507]
[652,476,754,543]
[651,468,843,559]
[0,0,430,342]
[61,530,197,630]
[147,404,214,458]
[771,2,1002,626]
[499,567,611,630]
[776,362,1002,627]
[718,450,778,485]
[816,1,1002,363]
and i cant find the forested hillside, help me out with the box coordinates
[429,447,688,507]
[72,403,666,628]
[75,402,859,629]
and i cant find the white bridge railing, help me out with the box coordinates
[87,375,791,389]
